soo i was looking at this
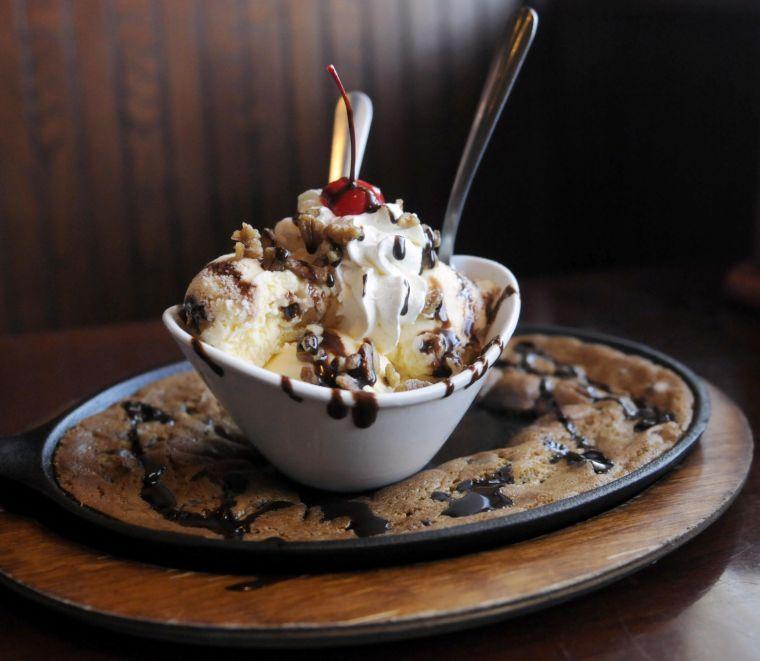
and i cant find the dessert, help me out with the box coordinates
[54,334,695,541]
[181,66,499,393]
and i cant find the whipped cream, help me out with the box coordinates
[275,190,429,355]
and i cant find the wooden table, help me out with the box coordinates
[0,265,757,659]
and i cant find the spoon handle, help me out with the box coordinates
[329,91,373,182]
[438,7,538,264]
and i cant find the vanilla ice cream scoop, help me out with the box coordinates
[182,254,332,368]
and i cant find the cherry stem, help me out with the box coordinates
[326,64,356,184]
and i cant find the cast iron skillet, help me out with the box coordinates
[0,325,711,568]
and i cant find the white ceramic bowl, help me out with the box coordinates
[163,255,520,491]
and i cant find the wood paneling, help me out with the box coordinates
[0,0,515,333]
[0,0,758,333]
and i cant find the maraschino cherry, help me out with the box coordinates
[321,65,385,216]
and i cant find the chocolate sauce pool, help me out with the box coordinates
[432,465,515,517]
[123,401,292,539]
[122,400,390,539]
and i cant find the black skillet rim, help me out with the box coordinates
[31,324,711,559]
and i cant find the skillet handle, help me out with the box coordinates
[0,422,52,493]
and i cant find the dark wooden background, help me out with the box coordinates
[1,0,759,334]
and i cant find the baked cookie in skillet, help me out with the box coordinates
[53,334,694,541]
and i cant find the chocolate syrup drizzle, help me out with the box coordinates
[400,281,411,316]
[122,400,390,539]
[420,232,438,273]
[321,329,348,357]
[464,361,489,389]
[421,329,462,378]
[280,376,303,402]
[325,388,378,428]
[486,284,517,325]
[449,336,504,392]
[299,488,390,537]
[191,338,224,377]
[296,327,381,427]
[351,391,378,428]
[393,236,406,260]
[543,439,614,474]
[207,260,254,297]
[122,402,293,538]
[432,464,514,518]
[510,341,675,437]
[490,341,679,475]
[327,388,349,419]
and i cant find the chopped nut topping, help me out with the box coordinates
[384,363,401,388]
[230,222,263,259]
[260,228,277,249]
[397,379,432,391]
[355,342,378,387]
[420,224,440,271]
[305,324,324,337]
[429,227,442,249]
[299,331,322,355]
[292,330,381,391]
[300,365,320,385]
[324,219,364,245]
[295,212,325,254]
[441,354,463,375]
[261,246,289,271]
[422,288,443,317]
[335,374,361,390]
[325,244,343,267]
[344,353,363,372]
[421,224,441,249]
[286,259,332,285]
[396,212,420,229]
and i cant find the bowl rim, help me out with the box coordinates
[162,254,521,409]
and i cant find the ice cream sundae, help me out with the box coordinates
[181,66,499,393]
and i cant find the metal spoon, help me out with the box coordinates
[438,7,538,264]
[329,91,373,181]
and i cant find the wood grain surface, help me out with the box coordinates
[0,383,750,647]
